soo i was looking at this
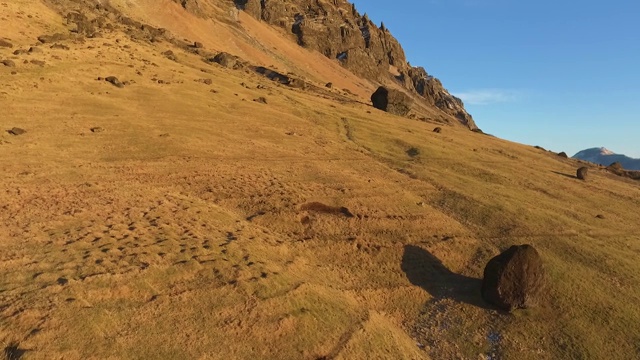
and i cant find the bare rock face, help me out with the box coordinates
[371,86,413,116]
[576,167,589,180]
[231,0,476,129]
[481,245,546,311]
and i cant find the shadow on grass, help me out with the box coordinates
[550,171,576,179]
[401,245,493,309]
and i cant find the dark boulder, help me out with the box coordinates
[433,127,442,133]
[576,167,589,180]
[370,86,413,116]
[481,244,546,311]
[105,76,124,88]
[8,127,27,136]
[1,60,16,67]
[211,52,238,69]
[557,152,568,158]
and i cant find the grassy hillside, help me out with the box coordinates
[1,1,639,359]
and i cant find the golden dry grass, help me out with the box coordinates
[1,1,640,359]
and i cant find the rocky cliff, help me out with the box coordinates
[233,0,476,129]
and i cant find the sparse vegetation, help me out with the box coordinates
[1,0,640,359]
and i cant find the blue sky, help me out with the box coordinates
[355,0,640,157]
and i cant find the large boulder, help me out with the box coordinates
[576,167,589,180]
[481,245,546,311]
[370,86,413,116]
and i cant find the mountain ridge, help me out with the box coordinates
[573,147,640,170]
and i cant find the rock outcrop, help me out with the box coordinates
[481,245,546,311]
[233,0,476,128]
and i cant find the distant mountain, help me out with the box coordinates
[572,147,640,170]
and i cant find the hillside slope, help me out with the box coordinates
[1,1,640,359]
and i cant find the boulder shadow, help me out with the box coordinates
[401,245,492,309]
[550,170,576,179]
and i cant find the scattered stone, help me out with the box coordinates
[253,96,268,104]
[13,49,26,55]
[370,86,413,116]
[162,50,177,61]
[56,277,69,285]
[159,133,170,137]
[557,152,568,158]
[193,41,204,48]
[105,76,124,88]
[325,82,333,88]
[0,38,13,48]
[595,214,605,219]
[1,60,16,67]
[576,166,589,180]
[202,79,212,85]
[210,52,238,68]
[28,46,43,53]
[30,60,46,66]
[433,127,442,133]
[37,33,68,44]
[534,145,546,151]
[8,127,27,136]
[90,127,104,133]
[50,43,70,50]
[481,244,546,311]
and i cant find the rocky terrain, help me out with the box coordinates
[229,0,476,128]
[2,1,640,359]
[573,147,640,170]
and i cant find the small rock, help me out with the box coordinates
[159,133,170,137]
[105,76,124,88]
[595,214,605,219]
[433,127,442,133]
[325,82,333,88]
[8,127,27,135]
[37,33,68,44]
[90,127,104,133]
[210,52,238,68]
[30,60,46,66]
[13,49,26,55]
[50,43,70,50]
[557,152,568,158]
[28,46,43,53]
[576,166,588,180]
[193,41,204,48]
[57,277,69,285]
[1,60,16,67]
[0,39,13,48]
[253,97,268,104]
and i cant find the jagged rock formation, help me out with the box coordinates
[233,0,476,129]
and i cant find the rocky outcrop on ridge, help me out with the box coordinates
[233,0,476,128]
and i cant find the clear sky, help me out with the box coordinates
[355,0,640,158]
